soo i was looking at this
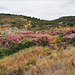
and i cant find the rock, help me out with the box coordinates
[36,31,42,34]
[0,27,26,34]
[72,60,75,65]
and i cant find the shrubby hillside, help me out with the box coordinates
[0,13,75,32]
[0,13,75,75]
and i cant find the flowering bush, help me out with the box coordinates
[43,30,74,35]
[0,30,74,48]
[63,34,70,38]
[20,31,34,35]
[0,38,35,58]
[43,31,52,34]
[32,36,50,46]
[1,33,23,48]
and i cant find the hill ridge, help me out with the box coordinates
[0,13,75,34]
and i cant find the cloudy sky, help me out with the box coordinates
[0,0,75,20]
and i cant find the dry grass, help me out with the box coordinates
[54,26,75,31]
[0,46,75,75]
[24,46,75,75]
[0,46,51,74]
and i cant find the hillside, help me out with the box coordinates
[0,46,75,75]
[0,13,75,75]
[0,13,75,34]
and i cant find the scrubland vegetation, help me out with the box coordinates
[0,14,75,31]
[0,29,75,75]
[0,30,75,58]
[0,14,75,75]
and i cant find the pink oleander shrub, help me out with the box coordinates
[43,31,52,34]
[1,33,35,49]
[32,36,50,46]
[1,33,23,48]
[0,30,74,48]
[20,31,34,35]
[0,39,35,59]
[0,33,36,58]
[63,34,70,38]
[32,36,56,46]
[63,30,72,34]
[43,30,73,35]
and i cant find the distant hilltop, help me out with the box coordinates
[0,13,75,34]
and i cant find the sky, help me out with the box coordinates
[0,0,75,20]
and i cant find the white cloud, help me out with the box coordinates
[0,0,75,20]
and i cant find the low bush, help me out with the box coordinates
[18,39,35,49]
[52,37,63,44]
[0,47,11,59]
[33,37,49,46]
[59,33,65,37]
[0,39,35,59]
[69,37,75,46]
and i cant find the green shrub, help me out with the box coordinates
[0,22,4,25]
[37,27,41,31]
[58,33,65,37]
[18,39,35,49]
[69,37,75,45]
[56,37,63,42]
[27,25,31,30]
[16,24,24,28]
[0,47,11,59]
[11,21,16,24]
[0,39,35,59]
